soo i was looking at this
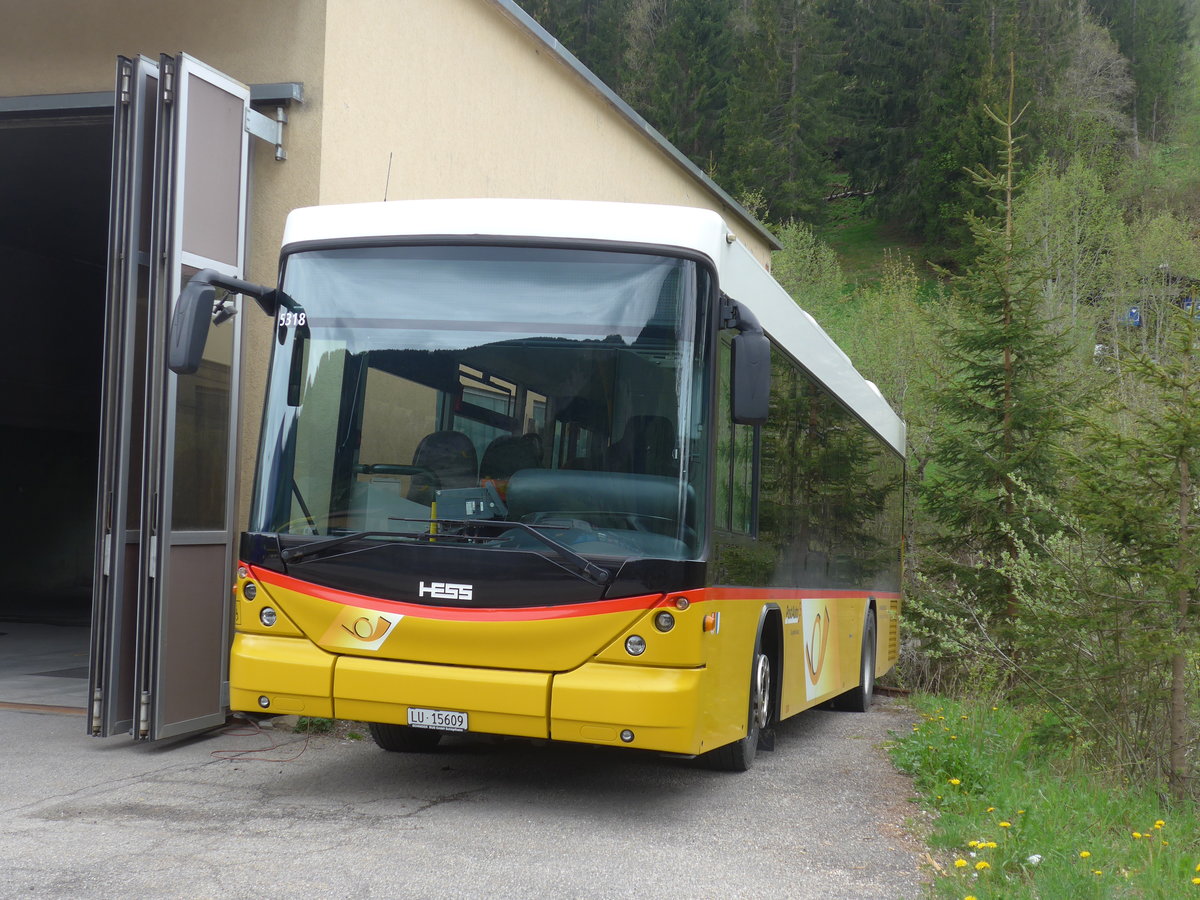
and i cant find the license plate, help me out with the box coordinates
[407,707,468,731]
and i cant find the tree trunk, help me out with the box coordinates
[1169,445,1194,799]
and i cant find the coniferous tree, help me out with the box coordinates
[522,0,632,89]
[1090,0,1194,145]
[622,0,735,166]
[721,0,843,220]
[1071,307,1200,799]
[924,59,1072,614]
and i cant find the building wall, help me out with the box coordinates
[318,0,774,264]
[2,0,774,538]
[0,0,328,526]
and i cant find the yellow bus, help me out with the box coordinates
[170,199,905,770]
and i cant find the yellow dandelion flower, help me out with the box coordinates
[950,735,958,740]
[1195,863,1200,872]
[961,715,969,720]
[949,778,961,786]
[986,807,996,813]
[966,896,978,900]
[954,859,968,868]
[984,842,998,849]
[1092,870,1102,876]
[1080,851,1091,859]
[1154,820,1164,828]
[1132,832,1142,839]
[999,821,1012,828]
[975,861,990,871]
[1017,810,1025,815]
[967,841,979,848]
[1193,878,1200,886]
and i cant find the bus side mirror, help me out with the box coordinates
[167,279,216,375]
[731,330,769,425]
[168,268,279,375]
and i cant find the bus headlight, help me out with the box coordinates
[243,581,258,601]
[654,611,675,632]
[625,635,646,656]
[260,607,277,627]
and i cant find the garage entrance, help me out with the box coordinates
[0,112,112,709]
[0,54,285,736]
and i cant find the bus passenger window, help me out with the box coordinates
[716,336,754,534]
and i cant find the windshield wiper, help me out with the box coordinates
[279,519,612,587]
[280,529,427,563]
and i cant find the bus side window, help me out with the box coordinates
[716,336,754,534]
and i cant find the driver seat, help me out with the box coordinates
[406,430,478,505]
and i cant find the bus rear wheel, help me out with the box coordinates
[834,608,876,713]
[368,722,443,752]
[705,646,770,772]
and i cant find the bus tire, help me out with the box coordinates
[368,722,443,752]
[834,608,876,713]
[705,643,770,772]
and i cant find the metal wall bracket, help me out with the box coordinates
[246,106,288,161]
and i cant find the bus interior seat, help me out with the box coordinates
[606,414,675,476]
[407,430,478,504]
[479,433,541,497]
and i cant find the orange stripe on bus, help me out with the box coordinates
[246,565,900,622]
[247,563,669,621]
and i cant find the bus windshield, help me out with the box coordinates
[251,244,710,562]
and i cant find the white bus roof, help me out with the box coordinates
[282,199,906,455]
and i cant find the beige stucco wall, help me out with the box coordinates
[0,0,327,526]
[318,0,774,265]
[2,0,772,540]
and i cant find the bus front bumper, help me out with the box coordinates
[230,634,706,755]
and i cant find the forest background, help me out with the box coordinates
[525,0,1200,808]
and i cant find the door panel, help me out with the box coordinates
[90,53,251,741]
[89,56,157,737]
[140,54,249,740]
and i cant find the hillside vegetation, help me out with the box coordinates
[525,0,1200,828]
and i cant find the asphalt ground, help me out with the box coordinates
[0,698,928,899]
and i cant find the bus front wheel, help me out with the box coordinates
[368,722,443,752]
[705,645,770,772]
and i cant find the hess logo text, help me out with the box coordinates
[419,581,473,601]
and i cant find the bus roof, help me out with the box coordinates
[281,199,906,455]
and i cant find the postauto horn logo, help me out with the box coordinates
[320,607,402,651]
[802,599,836,701]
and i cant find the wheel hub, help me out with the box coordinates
[752,653,770,730]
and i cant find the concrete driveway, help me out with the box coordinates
[1,699,926,899]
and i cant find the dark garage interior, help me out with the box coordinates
[0,115,112,624]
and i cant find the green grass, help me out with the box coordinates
[293,716,335,734]
[815,198,930,285]
[891,696,1200,899]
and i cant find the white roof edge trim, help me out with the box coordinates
[719,238,906,456]
[485,0,781,253]
[281,199,733,259]
[280,199,906,456]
